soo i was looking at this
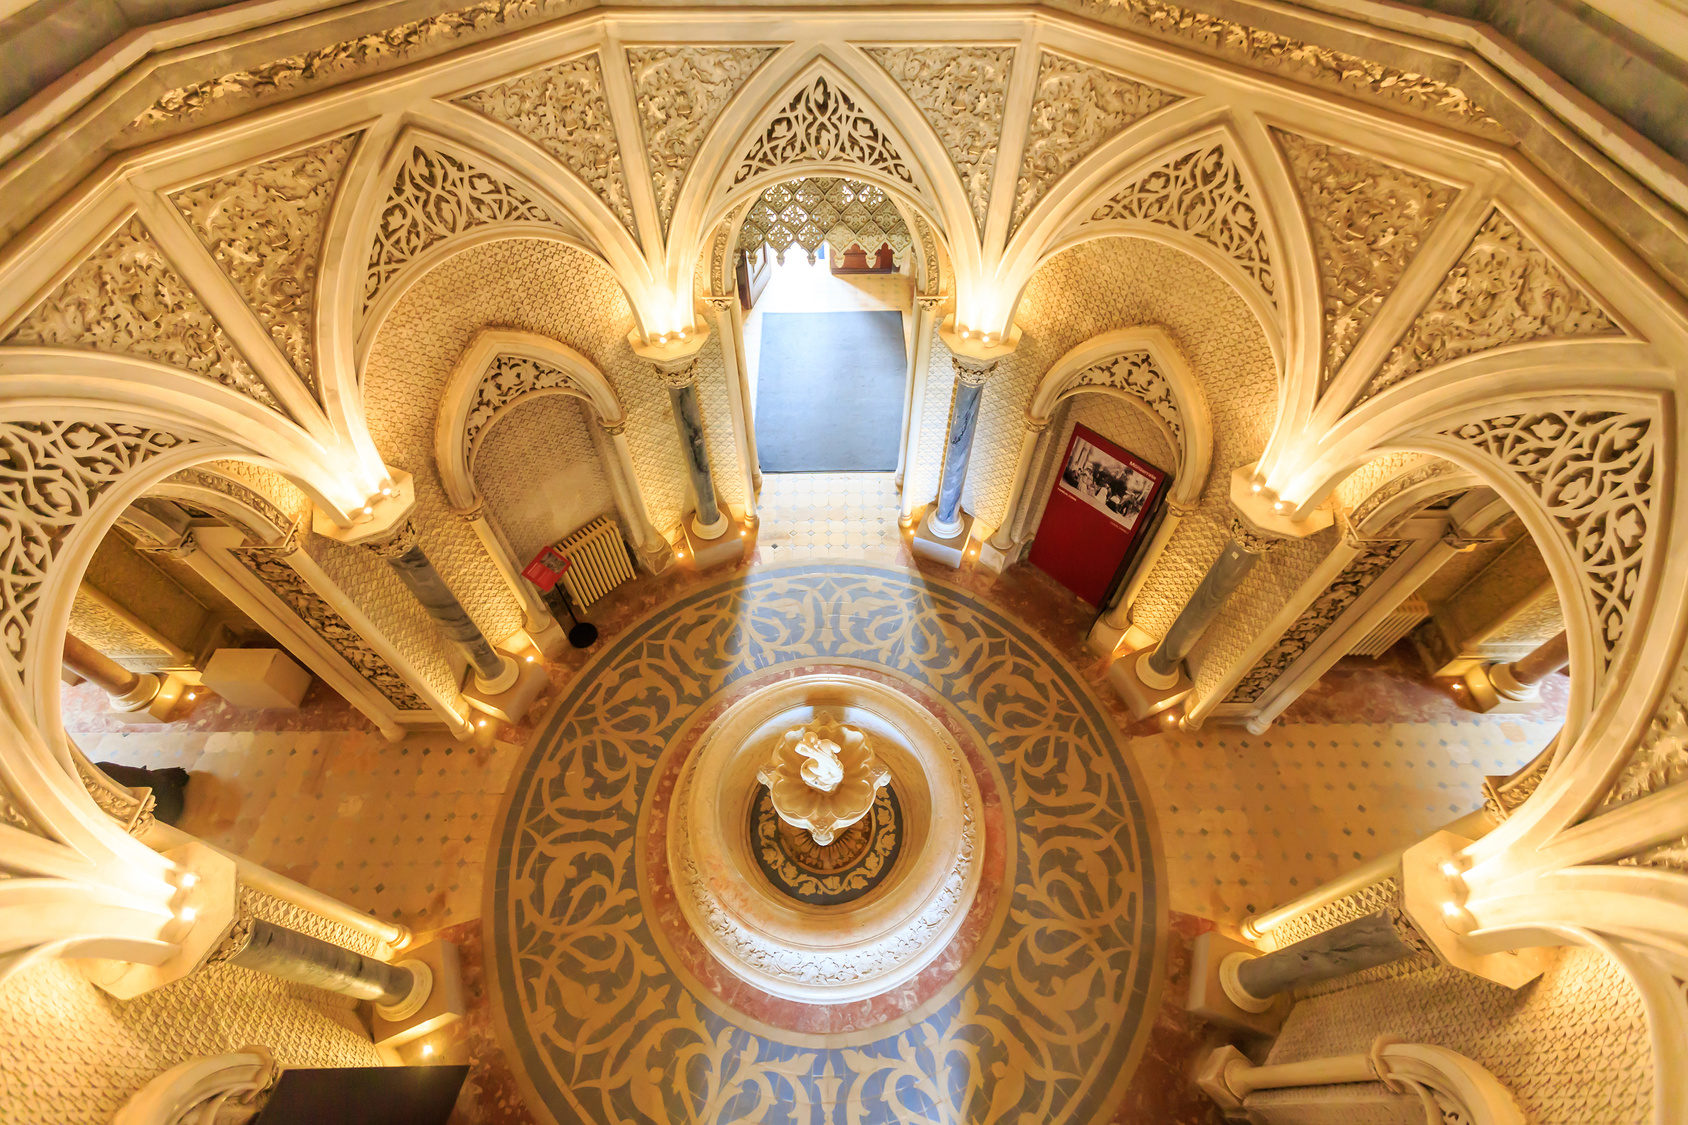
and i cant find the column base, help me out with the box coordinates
[976,537,1016,574]
[1462,663,1542,713]
[690,507,731,541]
[370,938,466,1049]
[524,616,570,660]
[1186,931,1289,1034]
[106,674,186,725]
[463,649,549,724]
[1106,643,1191,719]
[912,509,974,568]
[679,510,748,571]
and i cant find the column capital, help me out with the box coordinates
[660,360,700,390]
[938,315,1021,366]
[705,295,736,312]
[1165,497,1201,518]
[952,355,998,387]
[366,518,422,561]
[312,470,417,546]
[599,417,629,437]
[1024,411,1052,433]
[916,294,945,312]
[451,499,486,522]
[628,322,711,370]
[1228,464,1333,539]
[1229,517,1284,556]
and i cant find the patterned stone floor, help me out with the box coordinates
[755,471,908,564]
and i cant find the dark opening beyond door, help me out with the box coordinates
[1028,424,1168,606]
[755,310,906,471]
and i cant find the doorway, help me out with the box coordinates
[1027,424,1168,606]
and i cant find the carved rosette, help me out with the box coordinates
[757,715,891,845]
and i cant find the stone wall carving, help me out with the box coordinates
[911,210,942,295]
[1274,131,1458,385]
[464,353,586,453]
[1442,410,1652,669]
[1225,537,1412,704]
[6,219,279,411]
[172,135,358,395]
[1061,349,1182,444]
[128,0,590,133]
[736,177,911,265]
[363,145,555,315]
[1087,139,1275,306]
[865,46,1014,232]
[1365,210,1622,400]
[1015,50,1181,234]
[231,538,431,711]
[456,54,637,237]
[163,466,294,539]
[68,591,178,670]
[1346,457,1462,532]
[1604,652,1688,815]
[732,75,915,191]
[0,421,193,675]
[1057,0,1509,140]
[627,47,775,236]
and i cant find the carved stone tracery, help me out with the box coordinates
[1062,350,1182,445]
[1087,140,1275,306]
[865,46,1013,232]
[733,76,915,192]
[1365,210,1622,400]
[172,134,358,396]
[1273,131,1458,386]
[465,354,586,454]
[364,145,556,315]
[736,177,911,266]
[1442,410,1652,669]
[0,421,194,675]
[627,47,775,236]
[1016,50,1181,234]
[6,219,280,411]
[456,54,637,237]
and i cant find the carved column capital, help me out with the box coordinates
[706,295,735,312]
[136,532,198,561]
[661,361,699,390]
[1166,497,1201,518]
[1229,518,1284,556]
[366,518,421,561]
[917,295,945,313]
[1024,412,1052,434]
[952,356,998,387]
[452,500,486,523]
[599,417,628,437]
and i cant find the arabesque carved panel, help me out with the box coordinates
[733,76,915,192]
[627,47,775,236]
[364,145,556,315]
[456,53,637,237]
[1442,410,1652,669]
[736,177,911,265]
[1273,131,1458,386]
[173,134,358,396]
[1366,210,1622,400]
[1087,140,1274,306]
[1060,349,1182,445]
[865,46,1014,231]
[1015,50,1180,234]
[0,421,193,676]
[6,219,280,411]
[464,354,587,455]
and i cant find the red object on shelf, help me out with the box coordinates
[522,547,571,592]
[1028,424,1166,606]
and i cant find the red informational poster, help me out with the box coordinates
[1027,424,1168,607]
[522,546,571,592]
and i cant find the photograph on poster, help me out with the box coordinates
[1059,436,1156,530]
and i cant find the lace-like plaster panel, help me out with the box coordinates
[1273,131,1457,386]
[476,394,613,565]
[362,238,701,643]
[1366,210,1622,400]
[1264,946,1651,1123]
[5,218,279,412]
[1014,50,1180,234]
[0,892,380,1125]
[732,75,917,192]
[627,47,775,235]
[172,134,358,395]
[195,458,311,524]
[68,590,178,671]
[932,238,1275,650]
[456,53,637,237]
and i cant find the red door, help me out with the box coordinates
[1028,424,1168,606]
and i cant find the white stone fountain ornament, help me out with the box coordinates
[757,715,891,844]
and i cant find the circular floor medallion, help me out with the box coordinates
[487,565,1165,1125]
[750,785,902,905]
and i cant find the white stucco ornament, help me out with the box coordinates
[758,715,890,844]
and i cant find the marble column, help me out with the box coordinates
[987,413,1051,551]
[369,520,517,693]
[1138,519,1279,689]
[896,296,944,499]
[223,917,418,1007]
[928,356,997,539]
[596,417,669,571]
[707,296,758,525]
[456,501,564,655]
[1464,629,1569,712]
[61,632,159,711]
[664,361,730,540]
[1225,909,1421,1009]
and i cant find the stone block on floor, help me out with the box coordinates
[202,649,312,710]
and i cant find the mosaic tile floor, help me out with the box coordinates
[755,471,908,564]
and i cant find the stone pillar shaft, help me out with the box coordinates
[61,632,145,699]
[668,374,726,535]
[1234,909,1420,1000]
[227,917,412,1005]
[931,371,987,537]
[1145,529,1270,680]
[898,299,943,517]
[374,525,506,685]
[1503,630,1569,688]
